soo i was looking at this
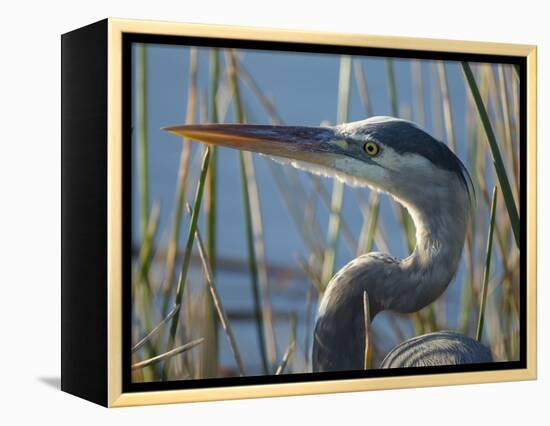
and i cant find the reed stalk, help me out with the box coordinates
[132,210,158,369]
[237,59,336,265]
[276,312,297,375]
[137,44,149,241]
[303,285,314,371]
[357,191,380,255]
[410,60,425,126]
[162,48,198,313]
[246,158,279,369]
[310,175,357,254]
[230,61,279,366]
[193,211,247,376]
[206,49,220,269]
[497,65,519,196]
[434,61,457,330]
[321,55,351,288]
[513,64,520,79]
[459,72,480,333]
[268,162,324,254]
[275,342,295,375]
[200,48,221,379]
[135,44,156,380]
[237,60,284,124]
[353,60,374,117]
[137,201,160,286]
[430,63,444,139]
[437,62,456,151]
[363,291,371,369]
[225,49,269,374]
[166,148,211,367]
[509,65,520,149]
[132,338,204,371]
[476,186,498,342]
[461,62,519,248]
[132,304,181,353]
[385,58,399,118]
[288,312,297,373]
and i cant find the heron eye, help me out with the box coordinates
[363,141,380,157]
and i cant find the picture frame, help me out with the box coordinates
[61,18,537,407]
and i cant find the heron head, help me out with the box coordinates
[164,116,473,206]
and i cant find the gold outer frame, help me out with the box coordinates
[106,18,537,407]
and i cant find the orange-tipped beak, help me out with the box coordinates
[162,123,340,163]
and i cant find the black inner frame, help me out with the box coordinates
[122,32,528,394]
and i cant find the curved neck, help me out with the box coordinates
[385,191,469,314]
[318,179,470,322]
[312,180,470,372]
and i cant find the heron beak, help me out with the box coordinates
[162,123,341,164]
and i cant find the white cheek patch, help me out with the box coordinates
[267,154,381,189]
[332,157,388,189]
[266,155,340,180]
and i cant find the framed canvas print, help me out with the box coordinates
[61,18,537,407]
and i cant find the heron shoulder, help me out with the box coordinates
[380,330,493,368]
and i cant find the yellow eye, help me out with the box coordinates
[364,141,380,156]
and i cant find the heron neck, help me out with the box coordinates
[316,186,470,319]
[382,189,469,314]
[312,182,469,372]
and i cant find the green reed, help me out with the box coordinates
[462,62,519,248]
[477,186,498,342]
[162,48,198,315]
[194,215,246,376]
[166,148,211,371]
[353,59,380,256]
[321,55,352,288]
[133,338,204,371]
[437,62,456,151]
[137,44,149,240]
[363,291,372,369]
[206,49,219,270]
[134,43,157,382]
[226,50,269,374]
[201,48,220,379]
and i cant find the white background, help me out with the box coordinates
[0,0,547,424]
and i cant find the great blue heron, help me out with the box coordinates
[165,116,493,372]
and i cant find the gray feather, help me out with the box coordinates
[380,331,493,368]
